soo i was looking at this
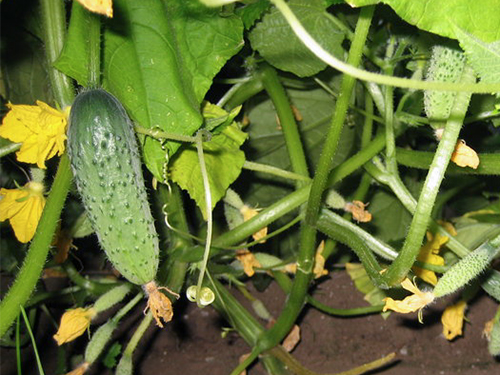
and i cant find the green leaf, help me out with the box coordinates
[101,0,243,181]
[1,1,53,104]
[347,0,500,43]
[169,123,247,218]
[235,0,271,30]
[368,188,413,244]
[249,0,344,77]
[244,78,355,207]
[102,342,122,369]
[345,263,390,318]
[453,26,500,84]
[53,2,90,87]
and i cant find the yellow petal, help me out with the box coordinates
[413,233,447,285]
[240,205,267,243]
[64,362,89,375]
[383,278,435,322]
[441,300,467,340]
[236,249,262,277]
[0,101,68,169]
[451,139,479,169]
[76,0,113,17]
[53,308,96,345]
[0,182,46,243]
[313,240,328,279]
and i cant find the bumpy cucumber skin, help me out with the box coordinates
[68,89,158,285]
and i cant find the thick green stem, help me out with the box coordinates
[396,148,500,175]
[382,64,476,285]
[255,6,375,354]
[40,0,74,107]
[0,155,73,337]
[259,63,309,183]
[222,77,265,110]
[87,12,101,88]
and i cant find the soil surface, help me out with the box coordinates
[1,271,499,375]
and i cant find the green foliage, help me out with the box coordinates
[249,0,344,77]
[169,122,247,218]
[2,0,500,371]
[453,26,500,85]
[103,342,122,369]
[347,0,500,42]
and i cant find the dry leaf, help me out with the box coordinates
[451,140,479,169]
[282,324,301,352]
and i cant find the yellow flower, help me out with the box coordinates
[412,232,447,285]
[76,0,113,17]
[451,139,479,169]
[53,307,97,345]
[0,101,69,169]
[441,300,467,340]
[284,241,328,279]
[0,181,46,243]
[313,240,328,279]
[236,249,262,277]
[383,278,435,322]
[240,204,267,243]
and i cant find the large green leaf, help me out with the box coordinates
[169,123,247,218]
[249,0,344,77]
[53,2,91,87]
[73,0,244,181]
[453,26,500,84]
[1,0,53,104]
[347,0,500,43]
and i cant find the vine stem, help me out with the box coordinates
[0,0,75,337]
[258,63,309,183]
[39,0,74,107]
[270,0,500,93]
[382,64,476,285]
[254,5,375,355]
[195,131,214,308]
[0,155,73,336]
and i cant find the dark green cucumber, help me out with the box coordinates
[68,89,159,285]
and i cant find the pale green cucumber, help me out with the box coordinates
[67,89,159,285]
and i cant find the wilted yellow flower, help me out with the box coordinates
[344,200,372,223]
[76,0,113,17]
[0,101,69,169]
[144,281,179,328]
[451,139,479,169]
[53,307,97,345]
[313,240,328,279]
[383,278,435,323]
[236,249,262,277]
[413,232,447,285]
[284,241,328,279]
[441,300,467,340]
[65,362,89,375]
[0,181,45,243]
[240,205,267,243]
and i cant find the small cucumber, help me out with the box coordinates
[67,89,159,286]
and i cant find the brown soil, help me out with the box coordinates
[1,271,499,375]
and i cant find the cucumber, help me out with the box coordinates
[67,89,158,286]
